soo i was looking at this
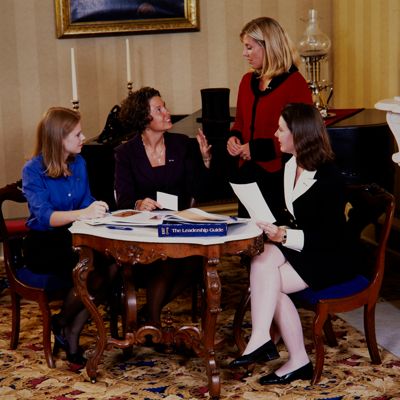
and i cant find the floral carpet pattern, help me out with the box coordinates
[1,256,400,400]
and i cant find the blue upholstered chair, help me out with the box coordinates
[232,183,395,384]
[0,181,69,368]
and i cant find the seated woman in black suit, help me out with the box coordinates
[230,103,359,384]
[114,86,212,326]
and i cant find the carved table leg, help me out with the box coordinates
[73,246,106,383]
[202,257,222,399]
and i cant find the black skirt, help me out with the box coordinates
[23,228,78,283]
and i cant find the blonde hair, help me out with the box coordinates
[34,107,81,178]
[240,17,300,79]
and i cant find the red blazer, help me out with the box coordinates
[231,67,312,173]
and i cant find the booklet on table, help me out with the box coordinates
[83,207,248,227]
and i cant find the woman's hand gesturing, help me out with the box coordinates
[196,128,212,167]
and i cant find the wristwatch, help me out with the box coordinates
[281,227,287,244]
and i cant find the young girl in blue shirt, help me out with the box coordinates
[22,107,114,367]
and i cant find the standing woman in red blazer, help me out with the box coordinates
[227,17,312,215]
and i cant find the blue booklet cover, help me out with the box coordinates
[158,223,228,237]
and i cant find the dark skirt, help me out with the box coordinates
[23,228,78,284]
[281,244,360,291]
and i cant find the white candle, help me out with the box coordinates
[125,39,132,83]
[70,48,78,101]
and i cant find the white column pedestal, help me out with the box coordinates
[375,97,400,164]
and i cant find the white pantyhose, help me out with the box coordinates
[244,243,310,376]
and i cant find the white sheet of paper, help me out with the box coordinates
[157,191,178,211]
[230,182,276,223]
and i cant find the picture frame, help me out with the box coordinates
[55,0,199,38]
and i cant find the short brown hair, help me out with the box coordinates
[240,17,300,79]
[119,87,161,136]
[281,103,334,170]
[34,107,81,178]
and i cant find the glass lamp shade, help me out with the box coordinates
[298,9,331,57]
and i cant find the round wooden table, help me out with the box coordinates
[70,221,263,399]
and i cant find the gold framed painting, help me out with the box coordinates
[55,0,199,38]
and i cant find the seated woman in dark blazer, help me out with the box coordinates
[114,86,212,326]
[230,103,359,384]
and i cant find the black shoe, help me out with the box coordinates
[54,338,86,368]
[259,362,313,385]
[229,340,280,368]
[66,351,86,367]
[51,315,86,368]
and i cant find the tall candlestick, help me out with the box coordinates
[125,39,132,83]
[70,48,78,101]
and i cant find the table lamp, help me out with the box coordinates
[298,9,333,117]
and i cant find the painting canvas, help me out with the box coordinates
[55,0,199,38]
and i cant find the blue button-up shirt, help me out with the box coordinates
[22,154,94,231]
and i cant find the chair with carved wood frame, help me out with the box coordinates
[232,183,395,384]
[0,181,69,368]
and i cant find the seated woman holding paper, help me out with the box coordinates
[114,86,212,326]
[230,103,359,384]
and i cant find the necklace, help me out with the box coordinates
[142,135,165,165]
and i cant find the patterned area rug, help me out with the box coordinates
[1,256,400,400]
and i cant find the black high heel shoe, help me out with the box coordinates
[229,340,280,368]
[51,316,86,367]
[65,351,86,366]
[53,335,86,367]
[259,362,313,385]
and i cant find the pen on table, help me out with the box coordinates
[106,225,133,231]
[230,216,238,221]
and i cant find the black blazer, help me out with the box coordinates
[277,158,358,290]
[114,132,208,210]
